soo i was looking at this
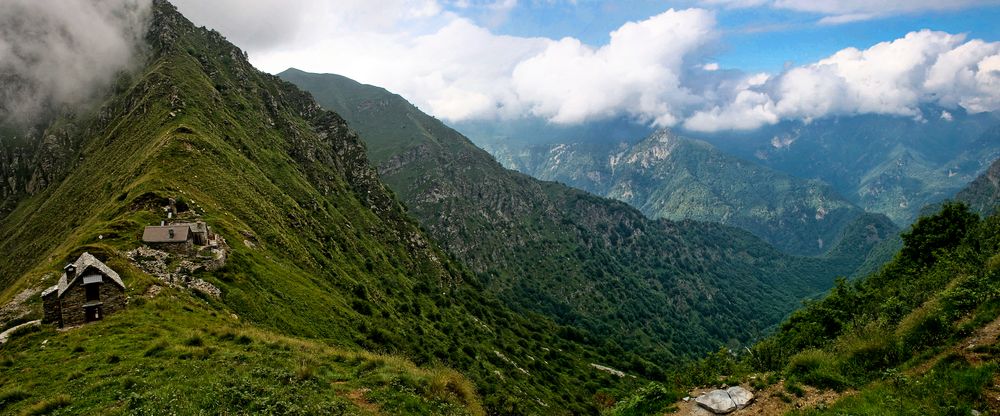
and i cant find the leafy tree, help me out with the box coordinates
[900,201,979,267]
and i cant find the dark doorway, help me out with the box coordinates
[85,305,102,322]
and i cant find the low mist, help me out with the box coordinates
[0,0,152,128]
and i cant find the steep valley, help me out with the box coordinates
[280,69,897,369]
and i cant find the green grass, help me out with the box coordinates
[792,359,996,416]
[0,287,483,415]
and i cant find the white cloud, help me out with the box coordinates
[510,8,716,125]
[684,30,1000,132]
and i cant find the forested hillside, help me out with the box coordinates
[281,69,897,367]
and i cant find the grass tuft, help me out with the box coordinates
[21,394,70,416]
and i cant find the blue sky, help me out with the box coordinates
[455,1,1000,72]
[174,0,1000,132]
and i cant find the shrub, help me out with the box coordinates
[837,330,900,381]
[785,349,848,391]
[896,304,949,351]
[608,382,681,416]
[784,381,805,397]
[900,202,978,267]
[295,359,317,382]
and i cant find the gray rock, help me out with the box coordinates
[695,390,737,414]
[727,386,754,409]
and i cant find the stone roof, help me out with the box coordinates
[41,285,58,297]
[56,252,126,297]
[142,224,192,243]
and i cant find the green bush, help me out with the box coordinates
[607,382,681,416]
[896,305,949,352]
[836,331,900,382]
[785,349,847,391]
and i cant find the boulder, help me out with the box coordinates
[695,390,737,414]
[694,386,755,414]
[727,386,754,409]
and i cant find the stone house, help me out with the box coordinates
[142,221,213,252]
[142,224,195,252]
[41,252,127,328]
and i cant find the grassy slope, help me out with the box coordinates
[0,3,638,414]
[0,271,481,415]
[279,69,898,367]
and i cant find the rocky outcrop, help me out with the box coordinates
[695,386,754,414]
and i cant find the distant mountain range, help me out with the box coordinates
[281,68,896,367]
[955,157,1000,217]
[686,110,1000,224]
[484,130,893,256]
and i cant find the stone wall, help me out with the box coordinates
[99,281,127,316]
[150,240,193,254]
[58,280,126,327]
[42,291,61,325]
[59,284,89,327]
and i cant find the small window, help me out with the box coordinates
[86,284,100,302]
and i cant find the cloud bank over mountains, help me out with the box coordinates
[0,0,151,127]
[686,30,1000,131]
[173,0,1000,133]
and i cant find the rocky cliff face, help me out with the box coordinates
[0,123,83,215]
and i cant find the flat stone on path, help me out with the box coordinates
[728,386,755,409]
[696,389,737,414]
[695,386,755,414]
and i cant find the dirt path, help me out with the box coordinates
[0,320,41,345]
[672,382,852,416]
[910,314,1000,375]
